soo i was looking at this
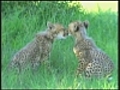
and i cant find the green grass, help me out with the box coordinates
[2,1,118,89]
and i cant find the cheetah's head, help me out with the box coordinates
[47,22,67,39]
[67,20,89,38]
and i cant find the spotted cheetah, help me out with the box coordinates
[67,20,114,78]
[9,22,67,72]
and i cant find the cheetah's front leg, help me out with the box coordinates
[31,56,41,71]
[84,63,93,78]
[76,58,87,77]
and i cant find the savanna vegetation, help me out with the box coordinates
[2,1,118,89]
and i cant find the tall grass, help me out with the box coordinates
[2,1,118,89]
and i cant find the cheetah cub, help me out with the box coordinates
[9,22,67,72]
[67,20,114,79]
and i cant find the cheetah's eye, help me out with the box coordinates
[49,25,55,30]
[74,25,79,32]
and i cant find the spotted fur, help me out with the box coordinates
[68,20,114,78]
[9,22,67,72]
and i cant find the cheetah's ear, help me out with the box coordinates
[83,20,89,29]
[47,21,54,30]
